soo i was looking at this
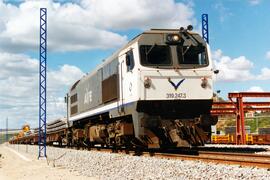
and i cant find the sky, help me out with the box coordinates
[0,0,269,128]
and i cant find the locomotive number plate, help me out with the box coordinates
[166,93,186,99]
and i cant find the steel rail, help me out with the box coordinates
[145,151,270,169]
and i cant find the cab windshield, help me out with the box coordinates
[140,45,172,66]
[177,45,207,65]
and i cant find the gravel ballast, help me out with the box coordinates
[8,144,270,180]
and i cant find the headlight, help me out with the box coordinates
[172,34,180,41]
[144,77,151,88]
[201,77,208,88]
[166,34,181,44]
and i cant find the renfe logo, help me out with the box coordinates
[168,78,185,90]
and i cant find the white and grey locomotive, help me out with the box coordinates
[67,26,218,149]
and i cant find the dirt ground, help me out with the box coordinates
[0,144,97,180]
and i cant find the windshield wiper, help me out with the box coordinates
[183,45,192,55]
[146,44,157,56]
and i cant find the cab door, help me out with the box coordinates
[119,49,136,113]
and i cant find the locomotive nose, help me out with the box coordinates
[141,70,213,101]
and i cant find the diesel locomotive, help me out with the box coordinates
[66,26,218,149]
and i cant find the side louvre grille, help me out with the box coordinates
[71,105,78,115]
[102,74,118,103]
[70,94,77,104]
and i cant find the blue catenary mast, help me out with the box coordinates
[201,14,209,44]
[38,8,47,159]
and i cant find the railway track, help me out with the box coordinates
[76,146,270,168]
[144,151,270,169]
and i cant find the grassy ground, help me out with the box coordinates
[216,115,270,134]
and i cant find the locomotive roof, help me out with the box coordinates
[95,28,199,67]
[100,28,200,65]
[70,29,199,90]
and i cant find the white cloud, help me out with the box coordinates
[0,52,84,128]
[48,64,84,91]
[249,0,261,5]
[213,49,270,82]
[0,0,127,52]
[257,67,270,80]
[247,86,264,92]
[0,0,195,52]
[80,0,195,30]
[266,51,270,60]
[213,49,255,82]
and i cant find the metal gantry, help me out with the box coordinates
[201,14,209,44]
[229,92,270,145]
[38,8,47,158]
[211,92,270,145]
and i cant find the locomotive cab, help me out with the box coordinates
[118,27,216,148]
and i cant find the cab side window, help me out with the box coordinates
[126,50,134,72]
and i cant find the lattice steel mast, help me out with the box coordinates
[202,14,209,44]
[38,8,47,159]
